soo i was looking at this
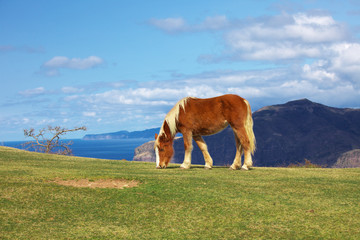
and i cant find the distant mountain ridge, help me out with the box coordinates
[133,99,360,168]
[252,98,360,167]
[83,128,160,140]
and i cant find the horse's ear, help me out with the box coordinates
[155,133,158,140]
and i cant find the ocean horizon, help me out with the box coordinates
[1,138,152,161]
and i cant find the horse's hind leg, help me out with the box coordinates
[232,127,253,170]
[230,132,243,170]
[242,149,253,170]
[193,136,213,169]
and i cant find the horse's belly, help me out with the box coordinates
[193,120,229,136]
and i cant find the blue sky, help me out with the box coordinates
[1,0,360,141]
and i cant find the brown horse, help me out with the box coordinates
[154,94,256,170]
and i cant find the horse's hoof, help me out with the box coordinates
[204,166,212,170]
[241,166,249,171]
[180,166,190,169]
[229,165,240,170]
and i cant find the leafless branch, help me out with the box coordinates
[23,126,87,155]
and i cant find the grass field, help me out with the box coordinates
[1,146,360,239]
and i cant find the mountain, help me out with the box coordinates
[83,128,160,140]
[133,99,360,168]
[253,99,360,167]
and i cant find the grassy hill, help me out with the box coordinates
[1,146,360,239]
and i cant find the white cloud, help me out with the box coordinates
[302,60,338,87]
[41,56,103,76]
[151,12,350,63]
[44,69,60,77]
[59,66,359,129]
[224,12,348,61]
[150,12,359,103]
[44,56,69,68]
[227,87,266,98]
[23,118,30,124]
[19,87,46,97]
[328,43,360,80]
[149,15,229,33]
[84,85,223,108]
[83,112,96,117]
[44,56,103,70]
[199,16,229,30]
[64,95,80,102]
[62,86,84,94]
[149,17,186,32]
[36,118,56,125]
[293,13,335,26]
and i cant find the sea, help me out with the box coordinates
[1,138,153,160]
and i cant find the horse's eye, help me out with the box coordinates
[159,148,164,152]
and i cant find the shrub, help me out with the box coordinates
[288,159,323,168]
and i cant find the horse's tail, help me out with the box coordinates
[244,99,256,155]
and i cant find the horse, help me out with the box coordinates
[154,94,256,170]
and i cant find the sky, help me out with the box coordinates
[1,0,360,141]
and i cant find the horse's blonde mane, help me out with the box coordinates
[160,97,192,138]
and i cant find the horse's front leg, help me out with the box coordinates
[180,132,193,169]
[193,135,213,169]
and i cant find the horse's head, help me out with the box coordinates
[154,133,174,169]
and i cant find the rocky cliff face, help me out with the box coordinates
[133,140,155,162]
[133,99,360,167]
[333,149,360,168]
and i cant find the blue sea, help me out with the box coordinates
[1,138,152,160]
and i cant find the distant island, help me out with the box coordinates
[83,128,160,140]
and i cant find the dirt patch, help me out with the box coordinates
[52,178,139,189]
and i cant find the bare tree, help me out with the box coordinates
[23,126,87,155]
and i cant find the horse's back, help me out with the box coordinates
[218,94,249,117]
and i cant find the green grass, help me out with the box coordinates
[1,146,360,239]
